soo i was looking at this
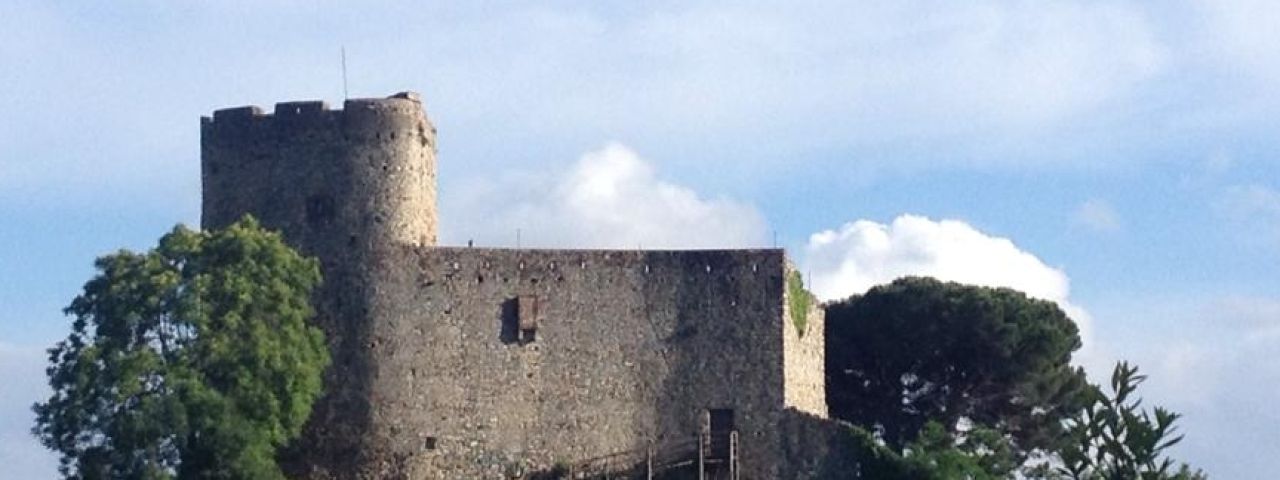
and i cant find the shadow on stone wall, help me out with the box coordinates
[781,409,936,480]
[279,266,378,479]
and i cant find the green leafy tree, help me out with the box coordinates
[825,277,1091,466]
[904,421,1018,479]
[1056,362,1206,480]
[33,216,329,479]
[826,422,1015,480]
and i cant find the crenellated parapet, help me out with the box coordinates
[202,92,435,148]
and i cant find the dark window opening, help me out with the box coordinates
[706,408,735,460]
[499,298,519,344]
[424,436,437,450]
[500,296,540,345]
[709,408,735,433]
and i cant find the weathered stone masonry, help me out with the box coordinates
[201,92,829,479]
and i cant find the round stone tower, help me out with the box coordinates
[200,92,436,478]
[201,91,437,252]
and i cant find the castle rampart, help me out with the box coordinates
[201,92,829,479]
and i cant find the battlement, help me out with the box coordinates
[201,92,433,136]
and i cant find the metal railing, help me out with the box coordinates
[539,431,738,480]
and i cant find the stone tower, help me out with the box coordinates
[201,92,437,477]
[202,91,437,250]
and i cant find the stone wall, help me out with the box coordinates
[783,266,827,417]
[779,409,871,479]
[364,247,792,478]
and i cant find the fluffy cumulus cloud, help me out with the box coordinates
[442,143,768,249]
[803,215,1092,345]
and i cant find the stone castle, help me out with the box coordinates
[201,92,846,479]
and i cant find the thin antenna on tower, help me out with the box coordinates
[341,46,349,100]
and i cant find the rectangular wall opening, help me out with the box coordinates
[705,408,736,460]
[499,295,538,345]
[709,408,735,433]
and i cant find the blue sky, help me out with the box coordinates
[3,1,1279,477]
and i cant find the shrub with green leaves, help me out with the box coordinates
[788,270,815,336]
[1056,362,1207,480]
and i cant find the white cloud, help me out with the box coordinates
[420,1,1168,166]
[1072,198,1122,232]
[0,342,57,478]
[0,0,1177,204]
[441,143,768,249]
[803,215,1092,346]
[847,1,1166,129]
